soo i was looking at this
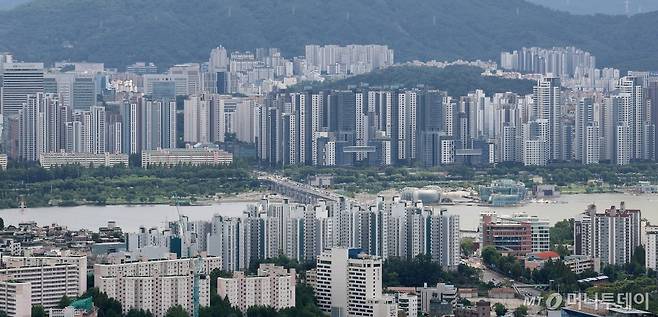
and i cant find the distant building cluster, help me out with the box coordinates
[0,45,395,167]
[304,44,394,76]
[125,195,460,274]
[2,46,658,168]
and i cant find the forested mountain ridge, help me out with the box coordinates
[0,0,656,70]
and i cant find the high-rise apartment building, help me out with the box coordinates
[94,256,220,317]
[0,256,87,309]
[217,264,295,312]
[314,248,397,317]
[573,202,641,265]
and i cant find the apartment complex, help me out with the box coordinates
[0,256,87,309]
[94,256,220,317]
[217,264,296,312]
[314,248,397,317]
[39,152,129,169]
[573,202,641,265]
[141,147,233,168]
[0,276,31,317]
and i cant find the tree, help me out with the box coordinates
[31,305,46,317]
[165,305,189,317]
[493,303,507,316]
[461,238,475,257]
[0,310,8,317]
[0,217,4,230]
[513,305,529,317]
[126,309,154,317]
[58,295,73,308]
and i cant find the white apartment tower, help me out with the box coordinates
[314,248,396,317]
[94,256,220,317]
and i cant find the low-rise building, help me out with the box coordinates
[488,288,516,299]
[141,148,233,168]
[525,250,561,270]
[39,152,129,169]
[217,264,296,312]
[0,275,31,317]
[563,255,601,274]
[419,283,457,315]
[454,300,491,317]
[481,214,533,256]
[394,292,418,317]
[94,256,220,317]
[0,256,87,309]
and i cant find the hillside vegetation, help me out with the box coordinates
[0,0,657,70]
[297,65,535,97]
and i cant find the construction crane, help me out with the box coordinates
[174,196,203,317]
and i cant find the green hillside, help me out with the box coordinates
[296,65,535,97]
[0,0,656,70]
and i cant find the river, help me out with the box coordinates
[0,193,656,232]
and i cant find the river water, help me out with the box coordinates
[0,193,656,232]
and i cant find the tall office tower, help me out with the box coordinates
[427,209,461,270]
[95,257,220,317]
[416,90,446,166]
[169,63,202,96]
[45,73,74,108]
[533,76,562,162]
[575,97,601,164]
[314,248,397,317]
[121,99,142,154]
[141,99,176,150]
[143,74,188,98]
[1,63,44,116]
[573,202,641,265]
[72,74,98,110]
[616,76,647,161]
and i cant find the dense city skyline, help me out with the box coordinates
[1,1,658,316]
